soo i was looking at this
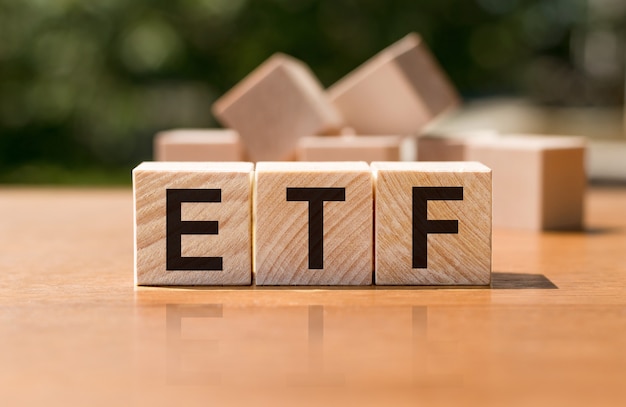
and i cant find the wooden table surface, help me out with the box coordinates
[1,186,625,406]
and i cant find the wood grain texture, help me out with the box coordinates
[327,33,459,135]
[297,135,402,162]
[254,162,373,285]
[465,135,586,230]
[154,129,243,162]
[133,162,253,285]
[2,187,626,406]
[372,161,492,285]
[212,53,343,162]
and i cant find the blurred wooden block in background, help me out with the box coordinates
[212,53,343,162]
[465,135,586,231]
[297,135,402,162]
[154,129,243,162]
[372,161,491,285]
[254,162,372,285]
[133,162,254,286]
[416,130,499,161]
[416,135,466,161]
[327,33,459,135]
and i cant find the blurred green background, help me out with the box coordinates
[0,0,624,184]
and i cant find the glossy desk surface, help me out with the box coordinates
[1,187,625,406]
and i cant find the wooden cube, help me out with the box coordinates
[133,162,254,285]
[372,161,491,285]
[327,33,459,135]
[212,54,343,162]
[154,129,243,162]
[254,162,372,285]
[465,135,586,230]
[416,135,466,161]
[416,130,499,161]
[297,135,403,162]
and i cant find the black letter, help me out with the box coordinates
[412,187,463,268]
[286,187,346,269]
[166,189,223,271]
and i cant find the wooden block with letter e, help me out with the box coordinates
[327,33,459,135]
[133,162,254,286]
[297,135,403,162]
[465,135,586,230]
[154,129,243,162]
[254,162,372,285]
[372,161,492,285]
[212,53,343,162]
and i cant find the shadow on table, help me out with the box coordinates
[542,226,623,235]
[142,273,558,291]
[491,272,558,289]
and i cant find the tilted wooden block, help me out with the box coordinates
[327,33,459,135]
[154,129,243,162]
[372,161,491,285]
[465,135,586,230]
[133,162,254,285]
[297,135,403,162]
[254,162,372,285]
[212,54,343,162]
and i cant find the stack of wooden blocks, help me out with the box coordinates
[155,33,459,163]
[136,33,587,287]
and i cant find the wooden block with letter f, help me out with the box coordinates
[254,162,373,285]
[372,162,492,285]
[133,162,254,286]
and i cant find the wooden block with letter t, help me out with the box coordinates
[212,53,343,162]
[254,162,372,285]
[372,161,492,285]
[327,33,459,135]
[133,162,254,286]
